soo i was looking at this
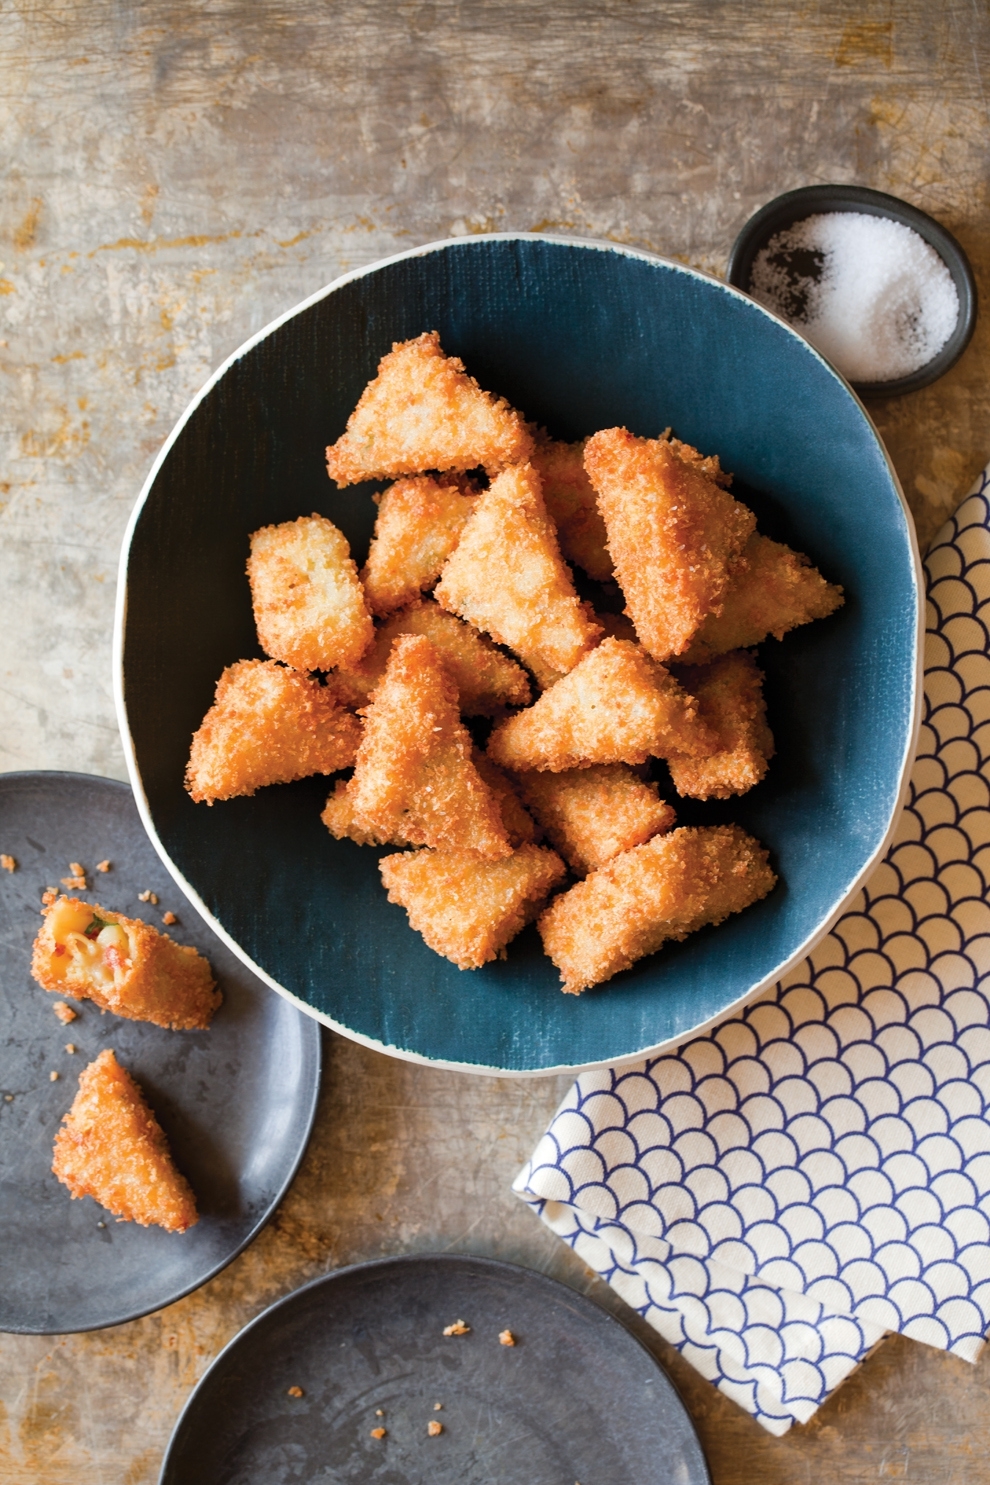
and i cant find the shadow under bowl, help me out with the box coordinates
[727,183,977,397]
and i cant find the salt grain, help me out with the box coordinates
[750,211,959,383]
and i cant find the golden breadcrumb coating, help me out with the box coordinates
[486,638,715,772]
[32,896,221,1030]
[471,751,540,847]
[333,599,531,716]
[679,533,845,664]
[379,843,566,969]
[434,462,602,679]
[52,1049,198,1232]
[538,824,776,993]
[321,779,398,846]
[666,433,733,488]
[247,513,373,671]
[186,660,361,804]
[668,651,775,800]
[349,634,511,857]
[584,428,756,662]
[530,435,613,581]
[361,475,477,614]
[594,611,639,644]
[325,331,534,485]
[514,764,675,876]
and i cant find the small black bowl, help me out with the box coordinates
[727,183,978,397]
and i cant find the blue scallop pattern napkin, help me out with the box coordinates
[515,463,990,1435]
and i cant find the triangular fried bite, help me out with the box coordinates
[52,1050,198,1231]
[32,896,220,1030]
[471,751,539,847]
[486,638,715,772]
[679,533,845,663]
[538,825,776,994]
[584,428,756,662]
[186,661,362,804]
[379,844,566,970]
[321,779,398,846]
[530,436,613,581]
[668,651,775,800]
[434,463,602,679]
[333,599,531,716]
[325,331,534,486]
[666,433,733,488]
[361,475,477,615]
[349,634,511,857]
[514,764,675,876]
[248,513,373,671]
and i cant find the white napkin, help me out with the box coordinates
[516,462,990,1434]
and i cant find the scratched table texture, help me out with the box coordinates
[1,3,989,1482]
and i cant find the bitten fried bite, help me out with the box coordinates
[538,825,776,994]
[584,428,756,662]
[530,436,613,581]
[186,660,362,803]
[333,599,531,716]
[361,475,476,615]
[348,634,511,857]
[52,1049,198,1232]
[679,533,845,664]
[379,844,567,970]
[434,462,602,681]
[248,513,373,671]
[486,638,715,772]
[668,651,775,800]
[515,764,675,876]
[325,331,534,485]
[32,896,221,1030]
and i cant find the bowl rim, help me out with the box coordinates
[726,183,978,397]
[113,231,925,1077]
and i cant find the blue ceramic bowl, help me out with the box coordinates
[115,234,923,1075]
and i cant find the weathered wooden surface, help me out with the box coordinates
[1,2,988,1480]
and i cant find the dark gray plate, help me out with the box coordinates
[0,770,321,1334]
[160,1254,710,1485]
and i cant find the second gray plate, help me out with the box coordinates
[0,771,321,1334]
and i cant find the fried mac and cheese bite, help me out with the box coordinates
[332,599,531,716]
[538,824,776,994]
[186,660,361,804]
[515,764,675,876]
[32,896,220,1030]
[434,462,602,683]
[530,435,613,581]
[486,638,714,772]
[361,475,476,615]
[248,513,373,671]
[679,533,845,664]
[584,428,756,662]
[348,634,511,857]
[668,651,775,800]
[52,1049,198,1232]
[325,331,534,485]
[379,843,566,970]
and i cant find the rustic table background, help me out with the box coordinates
[2,2,988,1480]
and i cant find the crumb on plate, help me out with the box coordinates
[96,860,111,873]
[49,1070,59,1081]
[65,1043,76,1054]
[287,1386,304,1398]
[0,853,16,872]
[53,1000,77,1024]
[370,1427,386,1439]
[138,890,158,904]
[61,874,87,891]
[499,1329,516,1346]
[442,1319,470,1336]
[162,910,177,925]
[427,1420,443,1436]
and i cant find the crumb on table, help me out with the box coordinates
[162,910,177,925]
[286,1386,304,1398]
[427,1420,443,1436]
[4,1094,12,1103]
[442,1319,470,1336]
[138,890,159,904]
[499,1329,516,1346]
[0,854,16,872]
[433,1401,442,1410]
[65,1043,76,1054]
[53,1001,78,1024]
[49,1070,59,1081]
[375,1408,384,1417]
[61,872,87,890]
[96,860,111,873]
[370,1427,386,1439]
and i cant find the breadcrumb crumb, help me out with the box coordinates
[96,860,111,873]
[65,1043,76,1054]
[42,888,58,907]
[287,1386,304,1398]
[499,1329,516,1346]
[53,1001,77,1024]
[138,891,159,905]
[370,1427,386,1439]
[162,910,177,926]
[442,1319,470,1336]
[61,874,87,891]
[1,854,16,872]
[427,1420,443,1436]
[50,1070,59,1081]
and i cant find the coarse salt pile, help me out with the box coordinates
[750,210,959,383]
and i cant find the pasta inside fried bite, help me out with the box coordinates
[584,428,756,662]
[186,660,362,804]
[248,513,373,672]
[379,844,566,970]
[32,896,220,1030]
[325,331,534,485]
[52,1049,198,1232]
